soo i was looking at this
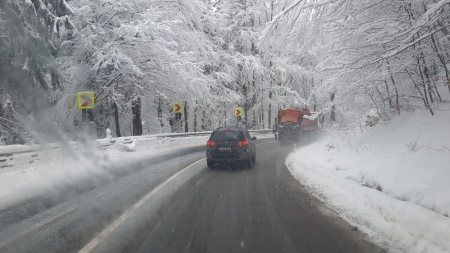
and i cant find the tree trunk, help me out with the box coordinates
[112,101,121,137]
[268,91,272,129]
[429,32,450,94]
[407,72,428,112]
[132,97,142,136]
[243,83,248,128]
[194,101,197,132]
[184,101,188,133]
[330,92,336,122]
[261,93,264,129]
[368,92,381,116]
[375,86,386,108]
[387,60,400,115]
[157,96,164,128]
[169,118,174,133]
[417,58,435,116]
[421,57,435,104]
[224,101,227,127]
[384,80,393,107]
[312,78,317,111]
[432,77,442,102]
[202,108,206,131]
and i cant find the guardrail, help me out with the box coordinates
[0,129,274,167]
[105,129,273,141]
[97,129,274,148]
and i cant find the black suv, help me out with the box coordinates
[206,127,257,169]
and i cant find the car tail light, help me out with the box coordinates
[207,141,216,147]
[238,140,248,147]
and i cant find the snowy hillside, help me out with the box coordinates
[287,107,450,253]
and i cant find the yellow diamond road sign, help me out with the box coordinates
[234,107,243,117]
[77,92,95,109]
[173,102,183,113]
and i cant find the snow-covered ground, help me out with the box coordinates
[0,132,273,210]
[287,108,450,253]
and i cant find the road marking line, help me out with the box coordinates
[78,157,206,253]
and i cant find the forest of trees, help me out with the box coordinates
[0,0,449,143]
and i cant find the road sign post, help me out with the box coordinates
[234,107,243,122]
[175,113,182,121]
[81,108,95,123]
[77,92,96,138]
[172,102,183,122]
[77,92,95,123]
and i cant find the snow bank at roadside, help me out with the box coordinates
[286,108,450,253]
[0,135,209,209]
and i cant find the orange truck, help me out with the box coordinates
[273,108,318,143]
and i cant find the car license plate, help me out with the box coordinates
[219,147,231,151]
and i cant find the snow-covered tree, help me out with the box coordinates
[0,0,73,143]
[261,0,450,128]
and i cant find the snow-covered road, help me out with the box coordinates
[0,138,383,253]
[0,132,274,210]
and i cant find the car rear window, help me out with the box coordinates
[211,130,244,141]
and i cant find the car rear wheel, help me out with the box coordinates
[207,161,215,169]
[252,153,256,162]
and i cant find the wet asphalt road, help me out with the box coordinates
[0,139,386,253]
